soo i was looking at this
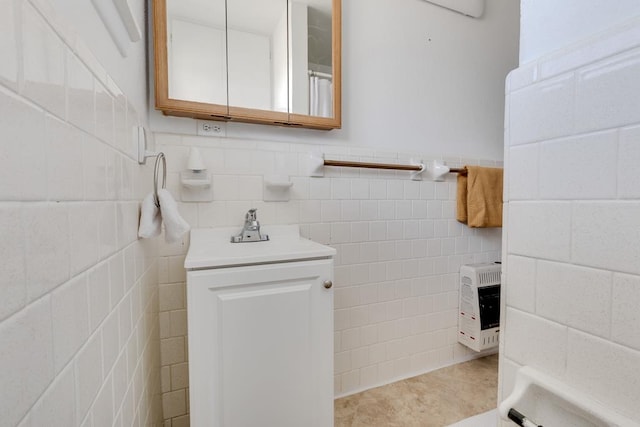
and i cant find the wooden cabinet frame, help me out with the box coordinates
[152,0,341,130]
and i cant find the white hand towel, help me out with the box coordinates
[157,189,190,244]
[138,192,162,239]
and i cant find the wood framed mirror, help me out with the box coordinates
[152,0,341,130]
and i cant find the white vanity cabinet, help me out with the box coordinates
[184,226,335,427]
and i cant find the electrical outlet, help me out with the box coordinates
[197,120,225,136]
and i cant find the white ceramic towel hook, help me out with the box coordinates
[409,159,425,181]
[136,126,158,165]
[425,160,451,181]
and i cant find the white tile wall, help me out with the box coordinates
[154,133,503,423]
[0,0,162,425]
[500,16,640,425]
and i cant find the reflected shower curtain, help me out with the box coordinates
[309,74,333,118]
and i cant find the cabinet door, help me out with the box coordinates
[187,259,333,427]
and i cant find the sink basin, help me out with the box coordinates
[184,225,336,270]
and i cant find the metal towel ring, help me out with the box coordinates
[153,152,166,207]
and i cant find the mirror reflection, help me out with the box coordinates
[166,0,334,118]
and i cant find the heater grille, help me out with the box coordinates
[479,270,501,285]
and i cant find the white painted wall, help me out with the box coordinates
[151,0,519,161]
[520,0,640,64]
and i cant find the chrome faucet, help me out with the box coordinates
[231,209,269,243]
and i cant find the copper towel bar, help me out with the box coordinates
[323,159,467,174]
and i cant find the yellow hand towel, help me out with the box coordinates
[456,166,503,228]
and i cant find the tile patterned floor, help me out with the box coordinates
[334,354,498,427]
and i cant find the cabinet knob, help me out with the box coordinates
[323,280,333,289]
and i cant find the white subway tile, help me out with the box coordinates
[83,136,108,200]
[419,181,435,200]
[435,182,449,200]
[540,131,617,199]
[503,308,567,377]
[0,204,26,320]
[66,52,95,134]
[331,178,351,200]
[0,0,18,87]
[46,116,84,200]
[105,148,121,200]
[351,179,369,200]
[91,376,114,426]
[411,200,427,219]
[118,296,132,347]
[95,81,114,145]
[331,222,351,244]
[74,334,103,423]
[298,200,321,223]
[52,274,89,372]
[0,297,55,427]
[113,98,128,155]
[108,253,125,307]
[160,337,185,366]
[369,179,387,199]
[341,200,361,221]
[618,125,640,199]
[171,362,189,390]
[0,89,47,200]
[321,200,341,222]
[116,202,139,248]
[101,310,120,374]
[536,261,611,338]
[404,181,420,200]
[387,220,403,240]
[387,180,403,200]
[236,175,262,200]
[419,220,434,238]
[162,389,187,419]
[378,200,395,219]
[308,223,330,245]
[402,220,420,243]
[433,220,448,238]
[22,3,66,119]
[567,330,640,422]
[427,200,442,219]
[334,351,351,374]
[509,74,574,145]
[24,203,70,300]
[505,255,535,313]
[86,262,111,331]
[505,62,537,92]
[572,202,640,275]
[411,239,427,259]
[69,203,100,275]
[97,202,117,260]
[508,202,571,261]
[111,352,128,411]
[576,49,640,133]
[340,244,361,265]
[351,222,369,243]
[395,200,412,219]
[508,143,539,200]
[30,364,75,427]
[309,177,331,199]
[611,273,640,351]
[539,23,640,80]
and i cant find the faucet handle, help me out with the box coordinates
[246,208,257,222]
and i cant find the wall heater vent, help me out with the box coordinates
[458,263,501,352]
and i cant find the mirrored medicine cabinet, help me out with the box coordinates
[152,0,341,130]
